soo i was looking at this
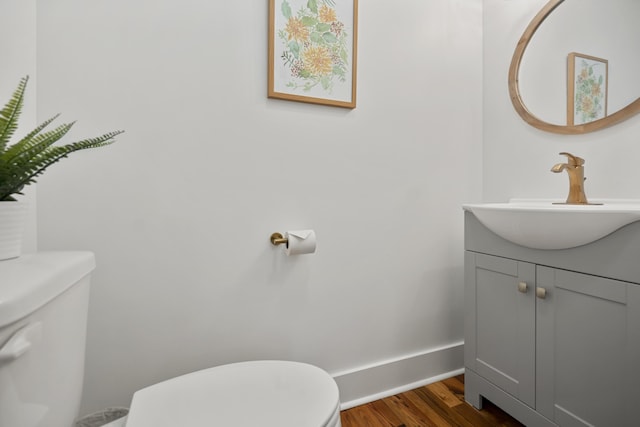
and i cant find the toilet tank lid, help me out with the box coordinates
[0,251,96,327]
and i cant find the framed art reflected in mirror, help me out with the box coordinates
[567,52,608,126]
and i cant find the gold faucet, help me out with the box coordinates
[551,152,589,204]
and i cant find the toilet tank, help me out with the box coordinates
[0,251,96,427]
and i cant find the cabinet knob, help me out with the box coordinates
[517,282,528,293]
[536,287,547,299]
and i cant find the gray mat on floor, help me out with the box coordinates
[75,407,129,427]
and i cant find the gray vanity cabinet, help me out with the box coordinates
[536,266,639,427]
[464,252,536,408]
[464,211,640,427]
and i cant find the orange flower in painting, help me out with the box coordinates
[581,96,594,115]
[303,46,333,75]
[579,68,589,80]
[591,83,601,97]
[286,17,309,41]
[319,5,337,23]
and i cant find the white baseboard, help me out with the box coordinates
[332,341,464,410]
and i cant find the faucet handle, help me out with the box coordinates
[558,152,584,166]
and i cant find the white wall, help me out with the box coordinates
[0,0,37,254]
[33,0,482,414]
[484,0,640,203]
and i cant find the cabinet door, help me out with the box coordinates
[465,252,536,408]
[536,267,640,427]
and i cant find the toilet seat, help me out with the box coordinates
[124,360,341,427]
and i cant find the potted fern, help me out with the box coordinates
[0,76,123,260]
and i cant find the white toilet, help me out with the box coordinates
[0,252,341,427]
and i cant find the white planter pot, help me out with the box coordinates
[0,201,28,261]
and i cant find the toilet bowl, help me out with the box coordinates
[124,360,341,427]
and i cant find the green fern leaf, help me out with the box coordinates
[2,114,62,161]
[0,130,122,201]
[0,77,123,201]
[0,76,28,153]
[4,119,74,164]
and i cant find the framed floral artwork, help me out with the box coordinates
[268,0,358,108]
[567,52,608,125]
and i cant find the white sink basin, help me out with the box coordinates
[463,199,640,250]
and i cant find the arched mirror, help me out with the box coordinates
[508,0,640,134]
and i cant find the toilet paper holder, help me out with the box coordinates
[270,232,288,246]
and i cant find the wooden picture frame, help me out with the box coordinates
[567,52,608,125]
[268,0,358,108]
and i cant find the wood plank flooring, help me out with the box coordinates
[340,375,524,427]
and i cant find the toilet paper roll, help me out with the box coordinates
[285,230,317,256]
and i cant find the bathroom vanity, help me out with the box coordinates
[463,210,640,427]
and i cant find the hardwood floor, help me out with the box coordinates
[340,375,523,427]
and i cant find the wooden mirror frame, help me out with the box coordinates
[508,0,640,134]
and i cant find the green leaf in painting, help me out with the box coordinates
[281,51,294,66]
[340,48,349,63]
[281,0,292,19]
[299,70,311,78]
[310,32,324,44]
[289,40,300,58]
[316,23,331,32]
[322,32,337,43]
[301,16,317,27]
[320,76,331,90]
[308,0,318,13]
